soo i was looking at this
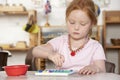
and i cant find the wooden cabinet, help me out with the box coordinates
[0,10,38,51]
[103,11,120,50]
[103,11,120,73]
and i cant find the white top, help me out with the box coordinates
[48,35,106,71]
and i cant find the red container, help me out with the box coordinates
[3,65,29,76]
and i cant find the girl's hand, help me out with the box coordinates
[48,53,64,68]
[79,65,99,75]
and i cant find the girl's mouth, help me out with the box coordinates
[73,32,79,34]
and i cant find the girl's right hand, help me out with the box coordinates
[48,53,65,68]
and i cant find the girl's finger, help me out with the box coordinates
[60,55,65,63]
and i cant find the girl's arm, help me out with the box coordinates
[79,60,106,75]
[32,43,54,59]
[93,60,106,72]
[32,43,64,67]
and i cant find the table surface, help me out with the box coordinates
[0,71,120,80]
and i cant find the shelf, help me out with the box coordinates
[0,11,28,15]
[103,10,120,49]
[106,45,120,49]
[3,47,29,51]
[106,21,120,24]
[0,10,37,51]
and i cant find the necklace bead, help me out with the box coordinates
[68,35,88,56]
[71,51,76,56]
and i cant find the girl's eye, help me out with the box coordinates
[70,22,75,24]
[69,20,75,24]
[80,23,86,26]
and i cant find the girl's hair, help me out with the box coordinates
[66,0,97,25]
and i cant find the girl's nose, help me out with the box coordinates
[74,24,80,30]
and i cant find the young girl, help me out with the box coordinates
[32,0,106,75]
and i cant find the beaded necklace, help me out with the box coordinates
[68,35,89,56]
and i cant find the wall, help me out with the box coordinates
[0,15,29,45]
[0,0,120,73]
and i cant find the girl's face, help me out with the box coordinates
[66,10,92,40]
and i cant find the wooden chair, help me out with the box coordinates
[25,47,36,71]
[0,51,8,71]
[105,61,115,73]
[25,47,45,71]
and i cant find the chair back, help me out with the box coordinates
[105,61,115,73]
[25,47,36,71]
[0,52,8,71]
[25,47,46,71]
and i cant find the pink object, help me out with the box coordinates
[48,35,106,72]
[3,65,29,76]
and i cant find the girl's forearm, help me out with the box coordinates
[94,65,106,73]
[32,46,53,59]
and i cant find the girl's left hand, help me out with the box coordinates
[78,65,99,75]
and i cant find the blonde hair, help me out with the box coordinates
[66,0,97,25]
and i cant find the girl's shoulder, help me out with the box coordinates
[84,38,103,51]
[89,38,99,43]
[48,34,68,43]
[87,38,102,46]
[47,34,68,49]
[51,34,68,41]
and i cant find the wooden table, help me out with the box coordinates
[0,71,120,80]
